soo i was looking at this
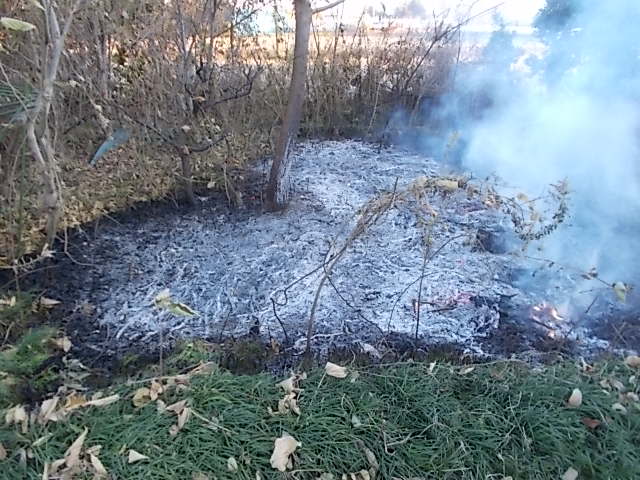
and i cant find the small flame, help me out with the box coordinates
[532,302,565,322]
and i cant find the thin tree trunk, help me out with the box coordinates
[265,0,312,210]
[180,152,196,206]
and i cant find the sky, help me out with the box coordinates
[324,0,546,29]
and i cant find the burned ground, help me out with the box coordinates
[24,141,639,368]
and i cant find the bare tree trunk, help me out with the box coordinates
[179,151,196,206]
[264,0,312,210]
[26,0,84,247]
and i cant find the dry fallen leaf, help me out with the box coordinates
[192,473,210,480]
[435,179,459,191]
[567,388,583,408]
[177,407,190,429]
[612,282,627,302]
[562,467,579,480]
[64,393,88,411]
[86,394,120,408]
[277,376,297,394]
[53,337,73,353]
[626,392,639,403]
[0,442,7,460]
[90,453,108,477]
[132,388,152,407]
[278,393,301,416]
[611,402,628,414]
[37,397,60,425]
[609,379,625,392]
[581,417,602,430]
[5,405,29,433]
[39,297,61,308]
[325,362,348,379]
[351,414,362,428]
[64,428,88,468]
[166,400,188,414]
[459,366,475,375]
[270,434,300,472]
[149,380,164,401]
[227,456,239,472]
[624,355,640,368]
[128,450,149,464]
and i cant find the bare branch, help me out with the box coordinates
[312,0,345,15]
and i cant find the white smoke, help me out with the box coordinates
[462,1,640,284]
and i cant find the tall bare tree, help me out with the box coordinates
[265,0,345,210]
[25,0,85,248]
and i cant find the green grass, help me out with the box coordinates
[0,360,638,479]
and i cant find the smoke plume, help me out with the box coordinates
[457,1,640,286]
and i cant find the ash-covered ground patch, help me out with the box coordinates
[44,141,637,361]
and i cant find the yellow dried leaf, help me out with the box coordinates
[90,453,108,477]
[567,388,582,408]
[166,400,188,414]
[325,362,348,379]
[149,380,164,401]
[132,388,151,407]
[624,355,640,368]
[64,393,87,410]
[562,467,579,480]
[64,428,88,468]
[86,394,120,407]
[39,297,61,308]
[434,179,459,191]
[0,442,6,460]
[127,450,149,464]
[37,397,60,424]
[270,434,300,472]
[227,456,239,472]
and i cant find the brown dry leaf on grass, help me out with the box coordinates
[567,388,583,408]
[0,442,7,461]
[37,397,60,425]
[64,428,88,468]
[562,467,579,480]
[611,402,628,414]
[39,297,61,308]
[165,400,190,436]
[53,336,73,353]
[581,417,602,429]
[90,453,108,477]
[277,393,301,416]
[5,404,28,433]
[325,362,348,379]
[625,355,640,368]
[86,393,120,407]
[133,387,152,407]
[128,449,149,464]
[227,456,239,472]
[270,433,300,472]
